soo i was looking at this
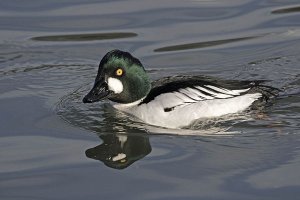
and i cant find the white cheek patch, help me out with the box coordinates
[108,77,123,94]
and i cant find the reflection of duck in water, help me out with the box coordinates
[83,49,278,129]
[85,133,151,169]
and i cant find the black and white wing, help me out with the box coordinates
[140,75,267,112]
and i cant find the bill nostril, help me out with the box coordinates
[82,81,110,104]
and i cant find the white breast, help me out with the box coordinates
[114,93,262,129]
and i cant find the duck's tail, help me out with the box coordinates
[249,83,281,109]
[257,84,280,100]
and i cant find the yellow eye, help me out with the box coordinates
[115,68,123,76]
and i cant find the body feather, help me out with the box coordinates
[114,75,277,128]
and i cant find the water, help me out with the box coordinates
[1,0,300,199]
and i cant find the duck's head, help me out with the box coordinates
[83,49,151,104]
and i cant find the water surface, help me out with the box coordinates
[1,0,300,199]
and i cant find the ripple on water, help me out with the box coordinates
[153,35,265,52]
[53,54,300,137]
[0,50,298,137]
[0,0,300,197]
[56,82,281,137]
[31,32,138,42]
[271,6,300,14]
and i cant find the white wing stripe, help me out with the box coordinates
[189,87,214,99]
[204,85,234,95]
[185,88,204,100]
[195,86,233,98]
[179,89,203,101]
[231,88,251,94]
[174,92,197,102]
[152,85,253,113]
[205,85,250,95]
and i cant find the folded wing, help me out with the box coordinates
[140,75,263,112]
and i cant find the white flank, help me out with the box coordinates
[116,92,263,129]
[108,77,123,94]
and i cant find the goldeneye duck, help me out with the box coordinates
[83,49,277,129]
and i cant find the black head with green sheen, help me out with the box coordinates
[83,49,151,104]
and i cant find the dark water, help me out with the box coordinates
[1,0,300,199]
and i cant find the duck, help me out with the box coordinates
[83,49,277,129]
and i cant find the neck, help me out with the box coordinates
[112,96,146,110]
